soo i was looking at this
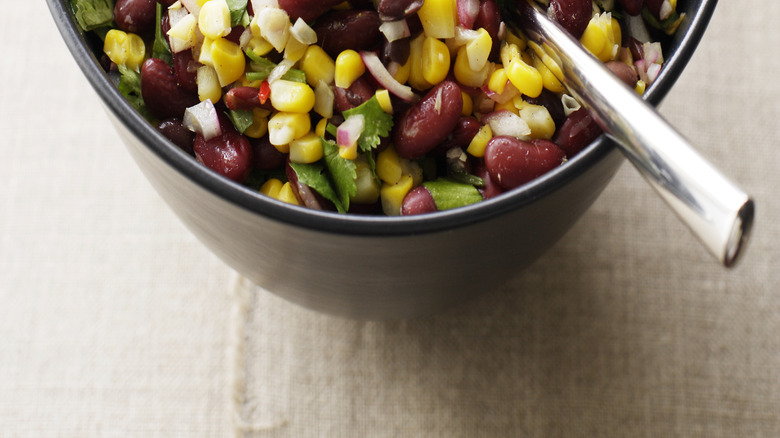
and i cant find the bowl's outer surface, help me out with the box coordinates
[48,0,716,319]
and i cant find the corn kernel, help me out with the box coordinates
[246,35,274,57]
[465,28,492,72]
[504,28,526,51]
[375,89,393,113]
[260,178,283,198]
[453,46,491,88]
[277,182,301,205]
[210,37,246,86]
[494,99,518,115]
[197,65,222,102]
[243,108,270,138]
[198,0,231,39]
[391,57,411,84]
[422,36,451,85]
[408,33,433,90]
[300,45,335,87]
[352,159,380,204]
[377,146,403,184]
[334,50,365,89]
[380,174,414,216]
[488,68,509,94]
[466,124,492,157]
[532,54,565,93]
[103,29,146,71]
[289,132,323,163]
[580,13,621,62]
[315,117,329,138]
[339,141,358,160]
[635,79,647,95]
[269,79,316,113]
[252,7,290,53]
[268,112,311,150]
[284,36,308,62]
[500,42,521,68]
[417,0,457,39]
[506,58,543,98]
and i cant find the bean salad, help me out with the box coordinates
[71,0,684,215]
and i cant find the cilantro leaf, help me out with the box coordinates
[116,64,153,120]
[322,139,357,212]
[225,0,248,27]
[71,0,114,31]
[226,109,254,134]
[341,96,393,152]
[152,3,173,65]
[288,160,345,213]
[423,179,483,211]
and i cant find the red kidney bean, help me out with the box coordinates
[141,58,199,120]
[393,80,463,159]
[314,9,383,58]
[376,0,424,21]
[157,118,194,154]
[401,186,437,215]
[548,0,592,39]
[473,162,503,199]
[382,38,411,67]
[605,61,638,87]
[173,50,198,93]
[626,36,644,62]
[484,136,566,190]
[278,0,345,22]
[474,0,502,61]
[435,116,481,154]
[552,108,603,158]
[225,87,274,111]
[193,128,254,183]
[334,75,376,113]
[617,0,644,16]
[250,136,286,171]
[156,0,177,7]
[645,0,664,20]
[114,0,156,34]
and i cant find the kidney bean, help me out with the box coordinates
[225,87,274,111]
[525,89,566,128]
[617,0,644,16]
[156,0,177,6]
[435,116,481,154]
[474,162,503,199]
[484,136,566,190]
[173,50,198,93]
[474,0,502,61]
[626,36,644,62]
[277,0,345,22]
[645,0,665,20]
[401,186,437,215]
[376,0,424,21]
[605,60,639,87]
[114,0,156,34]
[157,118,194,154]
[334,75,376,113]
[141,58,199,120]
[314,9,383,58]
[548,0,592,39]
[393,80,463,159]
[552,108,603,158]
[193,128,254,183]
[250,136,286,171]
[382,38,411,67]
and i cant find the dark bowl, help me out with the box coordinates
[48,0,717,319]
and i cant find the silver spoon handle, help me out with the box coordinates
[511,0,754,266]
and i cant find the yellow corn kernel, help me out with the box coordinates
[391,57,411,84]
[103,29,146,71]
[198,0,231,39]
[210,37,246,86]
[246,35,274,57]
[284,36,308,62]
[352,159,380,204]
[408,33,433,90]
[380,174,415,216]
[580,13,621,62]
[417,0,457,39]
[252,7,290,53]
[488,68,509,94]
[635,79,647,95]
[466,124,492,157]
[517,101,555,140]
[260,178,283,198]
[506,58,543,98]
[532,54,565,93]
[197,65,222,102]
[375,89,393,113]
[315,117,329,138]
[377,146,403,184]
[277,182,301,205]
[461,91,473,116]
[334,50,365,89]
[494,99,518,115]
[339,141,358,160]
[243,108,270,138]
[504,28,526,51]
[500,42,521,68]
[289,132,323,163]
[465,28,492,72]
[300,45,335,87]
[269,79,316,113]
[422,36,451,85]
[268,112,311,150]
[453,46,491,88]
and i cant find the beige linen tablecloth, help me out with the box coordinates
[2,1,778,436]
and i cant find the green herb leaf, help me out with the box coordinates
[322,139,357,212]
[341,96,394,152]
[117,64,153,120]
[245,54,307,83]
[423,178,483,211]
[152,3,173,65]
[226,0,248,26]
[71,0,114,31]
[289,160,345,212]
[226,109,254,134]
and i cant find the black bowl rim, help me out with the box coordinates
[47,0,718,237]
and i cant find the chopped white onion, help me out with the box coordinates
[625,14,650,43]
[646,62,662,83]
[183,99,222,141]
[379,19,411,43]
[254,7,290,53]
[457,0,480,29]
[179,0,200,15]
[291,17,318,45]
[267,58,295,83]
[337,114,365,148]
[561,94,581,117]
[360,51,418,102]
[313,80,334,119]
[483,110,531,139]
[450,26,480,47]
[167,10,197,53]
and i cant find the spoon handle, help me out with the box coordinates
[508,0,753,266]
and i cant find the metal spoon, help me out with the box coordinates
[502,0,754,267]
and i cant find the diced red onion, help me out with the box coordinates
[183,99,222,141]
[360,51,418,102]
[337,114,365,148]
[457,0,480,29]
[379,19,410,42]
[482,110,531,139]
[481,81,518,105]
